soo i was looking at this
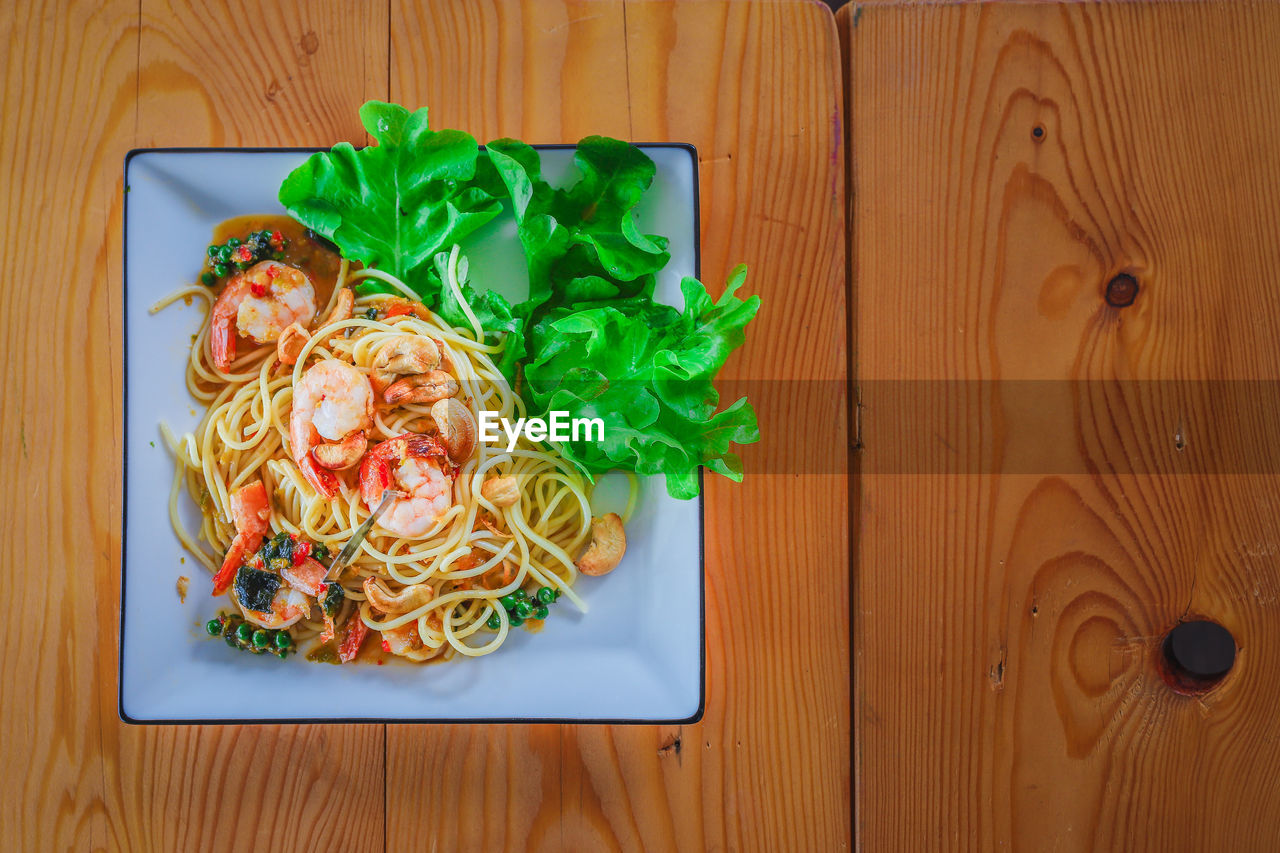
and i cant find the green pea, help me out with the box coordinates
[486,613,501,630]
[235,259,250,271]
[508,614,524,628]
[205,618,222,636]
[534,605,549,620]
[235,622,253,643]
[227,237,241,249]
[514,589,528,601]
[216,245,231,263]
[514,601,533,619]
[274,631,293,649]
[276,648,289,659]
[499,594,517,610]
[224,633,238,648]
[207,244,220,258]
[213,263,230,278]
[252,629,271,648]
[536,587,555,604]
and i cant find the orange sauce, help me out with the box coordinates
[302,631,456,667]
[205,214,344,307]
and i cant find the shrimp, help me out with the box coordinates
[276,287,356,366]
[364,576,445,661]
[339,612,369,663]
[280,556,345,642]
[211,261,317,371]
[280,556,328,597]
[289,359,374,498]
[380,620,445,662]
[240,586,311,629]
[358,434,454,538]
[210,481,270,595]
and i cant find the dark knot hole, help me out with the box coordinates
[1105,273,1140,308]
[1160,620,1236,694]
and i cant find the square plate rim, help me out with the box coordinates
[120,144,705,725]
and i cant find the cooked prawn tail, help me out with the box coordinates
[357,450,395,506]
[298,453,341,499]
[210,313,236,371]
[212,536,249,595]
[339,612,369,663]
[358,433,447,506]
[213,481,270,594]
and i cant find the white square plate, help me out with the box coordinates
[121,145,704,723]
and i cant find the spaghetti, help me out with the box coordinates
[155,220,618,664]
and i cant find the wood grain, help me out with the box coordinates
[100,2,391,850]
[845,1,1280,850]
[387,1,850,851]
[0,0,849,849]
[0,3,135,849]
[0,1,386,850]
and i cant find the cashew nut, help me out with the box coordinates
[431,397,476,463]
[433,338,455,374]
[363,576,435,616]
[576,513,626,576]
[481,475,520,508]
[384,369,458,405]
[276,322,310,365]
[322,287,355,328]
[372,335,440,392]
[313,430,367,470]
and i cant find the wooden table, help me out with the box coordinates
[0,1,849,850]
[843,1,1280,849]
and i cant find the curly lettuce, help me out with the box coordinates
[523,266,760,499]
[484,136,670,317]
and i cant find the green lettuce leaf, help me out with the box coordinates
[523,265,761,499]
[278,101,502,303]
[484,136,669,317]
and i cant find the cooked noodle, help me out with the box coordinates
[155,257,601,663]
